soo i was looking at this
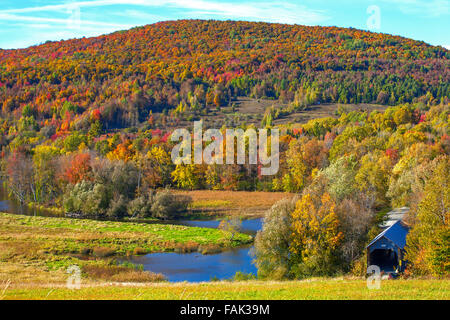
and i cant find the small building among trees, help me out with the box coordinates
[366,208,410,274]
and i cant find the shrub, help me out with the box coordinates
[127,192,154,218]
[106,194,128,218]
[132,247,148,255]
[231,271,257,281]
[151,190,191,219]
[174,241,199,253]
[64,181,189,220]
[218,217,242,241]
[63,181,111,217]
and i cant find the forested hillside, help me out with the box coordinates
[0,19,449,132]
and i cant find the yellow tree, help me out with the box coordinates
[141,146,172,189]
[355,151,391,207]
[406,157,449,276]
[290,192,343,277]
[283,139,307,192]
[171,164,199,190]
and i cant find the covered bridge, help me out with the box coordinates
[366,209,410,274]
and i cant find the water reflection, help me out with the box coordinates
[125,246,257,282]
[129,219,263,282]
[178,218,263,235]
[0,183,54,216]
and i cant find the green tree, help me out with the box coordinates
[254,198,296,279]
[406,157,449,276]
[32,145,60,203]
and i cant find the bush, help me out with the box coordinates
[127,193,154,218]
[254,198,296,280]
[132,247,148,255]
[231,271,257,281]
[63,181,111,217]
[151,190,191,219]
[82,263,164,282]
[106,194,128,218]
[63,181,189,220]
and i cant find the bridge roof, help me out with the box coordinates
[367,220,409,250]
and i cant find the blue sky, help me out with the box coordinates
[0,0,449,49]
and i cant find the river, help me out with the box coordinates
[0,183,56,216]
[0,183,263,282]
[124,218,262,282]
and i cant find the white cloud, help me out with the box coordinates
[1,1,149,13]
[0,12,130,28]
[0,0,328,25]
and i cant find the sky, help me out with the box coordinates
[0,0,449,50]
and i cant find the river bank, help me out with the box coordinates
[0,212,253,286]
[1,182,289,222]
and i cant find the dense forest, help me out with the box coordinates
[0,20,449,132]
[0,20,448,278]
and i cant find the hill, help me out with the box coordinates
[0,19,449,133]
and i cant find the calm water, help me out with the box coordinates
[178,218,263,235]
[125,218,263,282]
[125,245,258,282]
[0,183,54,216]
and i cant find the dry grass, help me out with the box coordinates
[189,199,232,208]
[176,190,294,216]
[0,212,251,287]
[3,278,449,300]
[173,241,199,253]
[82,265,164,283]
[162,98,388,129]
[132,247,148,255]
[92,247,116,257]
[273,103,387,125]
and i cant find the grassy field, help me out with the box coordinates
[3,279,449,300]
[161,98,388,129]
[0,212,252,285]
[176,190,295,217]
